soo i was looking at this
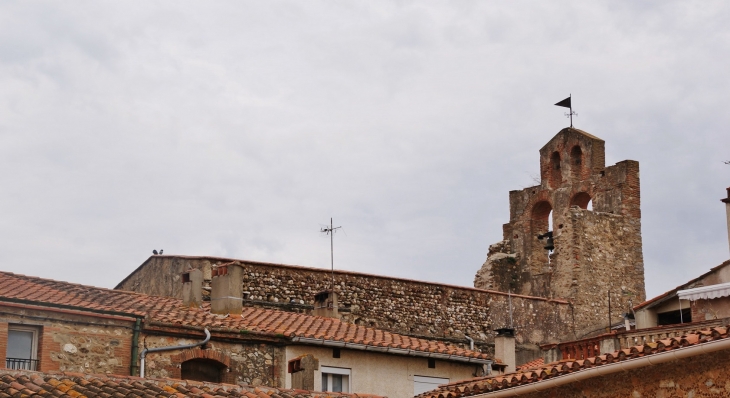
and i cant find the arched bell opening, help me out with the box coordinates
[181,358,227,383]
[571,192,592,210]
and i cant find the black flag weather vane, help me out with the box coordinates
[555,94,577,128]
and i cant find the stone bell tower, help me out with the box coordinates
[475,128,646,337]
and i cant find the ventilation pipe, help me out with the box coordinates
[465,335,475,350]
[140,328,210,378]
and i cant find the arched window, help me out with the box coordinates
[570,192,592,210]
[570,146,582,178]
[550,152,561,187]
[531,201,553,233]
[181,359,226,383]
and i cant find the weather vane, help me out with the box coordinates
[555,94,577,128]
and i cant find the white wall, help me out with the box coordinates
[285,345,481,398]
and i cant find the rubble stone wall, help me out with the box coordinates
[142,334,282,387]
[117,256,574,352]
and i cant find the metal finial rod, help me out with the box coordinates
[321,218,341,291]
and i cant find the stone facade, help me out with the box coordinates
[0,305,134,375]
[142,335,281,387]
[474,128,646,338]
[117,255,574,357]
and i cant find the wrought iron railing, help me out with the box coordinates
[5,358,39,370]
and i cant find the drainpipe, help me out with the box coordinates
[130,318,142,376]
[140,328,210,378]
[465,335,475,350]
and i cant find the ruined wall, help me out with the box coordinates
[474,128,646,338]
[0,306,134,375]
[117,256,574,352]
[142,334,282,387]
[511,348,730,398]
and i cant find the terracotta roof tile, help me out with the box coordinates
[0,369,381,398]
[0,271,489,361]
[515,357,543,371]
[416,325,730,398]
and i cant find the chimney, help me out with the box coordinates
[182,268,203,308]
[312,290,339,319]
[211,262,244,315]
[494,328,515,373]
[722,188,730,255]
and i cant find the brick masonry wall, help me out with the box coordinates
[117,256,574,352]
[142,335,281,387]
[0,308,133,375]
[513,348,730,398]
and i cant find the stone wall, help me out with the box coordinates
[474,128,646,338]
[117,256,574,354]
[142,334,282,386]
[513,347,730,398]
[0,305,134,375]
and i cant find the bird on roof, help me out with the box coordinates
[153,250,158,255]
[160,249,163,254]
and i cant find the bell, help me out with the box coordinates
[537,231,554,251]
[544,235,555,251]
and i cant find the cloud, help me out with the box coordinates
[0,1,728,299]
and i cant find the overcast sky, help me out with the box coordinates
[0,1,728,299]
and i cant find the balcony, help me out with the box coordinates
[5,358,39,371]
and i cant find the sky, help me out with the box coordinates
[0,1,728,299]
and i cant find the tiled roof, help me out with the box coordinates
[515,357,543,371]
[0,369,382,398]
[416,325,730,398]
[0,271,488,360]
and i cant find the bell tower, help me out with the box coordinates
[475,128,646,337]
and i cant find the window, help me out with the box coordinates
[321,366,350,393]
[414,376,449,396]
[6,325,39,370]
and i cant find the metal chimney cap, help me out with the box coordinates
[494,328,515,337]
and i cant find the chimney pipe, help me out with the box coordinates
[211,262,244,315]
[182,269,203,308]
[494,328,515,373]
[722,187,730,256]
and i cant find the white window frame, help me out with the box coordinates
[321,366,351,393]
[414,375,449,396]
[7,325,40,370]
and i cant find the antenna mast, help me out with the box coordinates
[320,218,342,290]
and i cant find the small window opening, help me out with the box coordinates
[550,152,562,187]
[333,348,341,358]
[181,358,226,383]
[657,309,691,326]
[428,358,436,368]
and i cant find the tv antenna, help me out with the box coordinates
[320,218,342,290]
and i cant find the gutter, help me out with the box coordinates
[140,328,210,378]
[0,299,139,321]
[291,337,491,365]
[470,336,730,397]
